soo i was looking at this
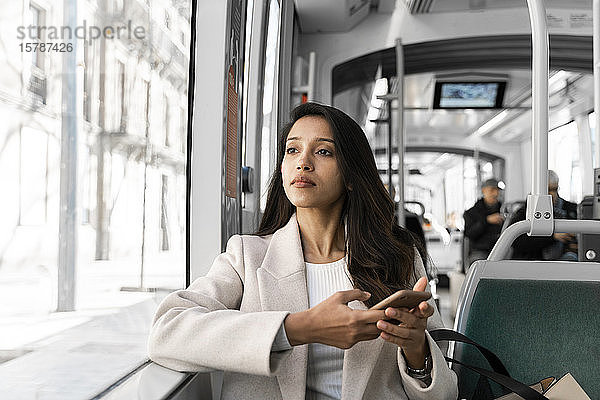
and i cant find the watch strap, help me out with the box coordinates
[405,352,432,379]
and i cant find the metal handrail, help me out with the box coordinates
[487,0,553,261]
[526,0,549,196]
[489,220,600,261]
[521,0,555,238]
[594,0,600,166]
[396,38,405,227]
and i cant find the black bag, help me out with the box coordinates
[430,329,548,400]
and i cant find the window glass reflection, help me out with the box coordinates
[0,0,190,397]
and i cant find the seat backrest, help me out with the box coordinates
[461,235,470,273]
[452,260,600,399]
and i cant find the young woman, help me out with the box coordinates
[148,103,458,400]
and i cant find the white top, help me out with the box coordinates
[271,257,367,400]
[305,257,349,400]
[304,256,366,311]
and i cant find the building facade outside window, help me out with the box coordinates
[0,1,191,397]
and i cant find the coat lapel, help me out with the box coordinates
[256,213,386,400]
[256,213,309,400]
[341,338,385,399]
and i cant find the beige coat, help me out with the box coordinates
[148,214,458,400]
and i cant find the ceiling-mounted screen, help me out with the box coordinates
[433,81,506,109]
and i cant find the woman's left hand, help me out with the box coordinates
[376,277,434,369]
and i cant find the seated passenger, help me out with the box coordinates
[147,103,457,400]
[511,170,578,261]
[463,178,504,268]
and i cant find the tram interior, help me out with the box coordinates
[1,0,599,398]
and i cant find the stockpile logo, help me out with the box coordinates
[17,20,146,42]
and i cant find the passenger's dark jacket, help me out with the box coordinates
[463,198,503,252]
[553,196,577,219]
[511,196,577,260]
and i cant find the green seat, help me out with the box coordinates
[452,260,600,399]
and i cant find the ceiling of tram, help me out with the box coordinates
[402,69,532,137]
[334,67,591,182]
[294,0,591,33]
[419,0,591,14]
[334,68,591,144]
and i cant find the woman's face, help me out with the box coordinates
[281,116,346,210]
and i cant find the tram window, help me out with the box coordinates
[260,0,281,212]
[590,112,597,167]
[405,152,499,231]
[549,120,583,202]
[1,0,191,396]
[462,157,479,211]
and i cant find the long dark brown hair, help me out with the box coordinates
[255,102,423,307]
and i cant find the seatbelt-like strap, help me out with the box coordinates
[446,357,547,400]
[430,329,548,400]
[430,329,510,375]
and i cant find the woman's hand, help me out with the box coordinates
[376,277,434,369]
[284,289,386,349]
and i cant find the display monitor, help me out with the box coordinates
[433,81,506,109]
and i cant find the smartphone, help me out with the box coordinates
[369,289,431,311]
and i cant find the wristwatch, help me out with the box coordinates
[406,353,433,382]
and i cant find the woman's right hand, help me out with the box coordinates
[284,289,387,349]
